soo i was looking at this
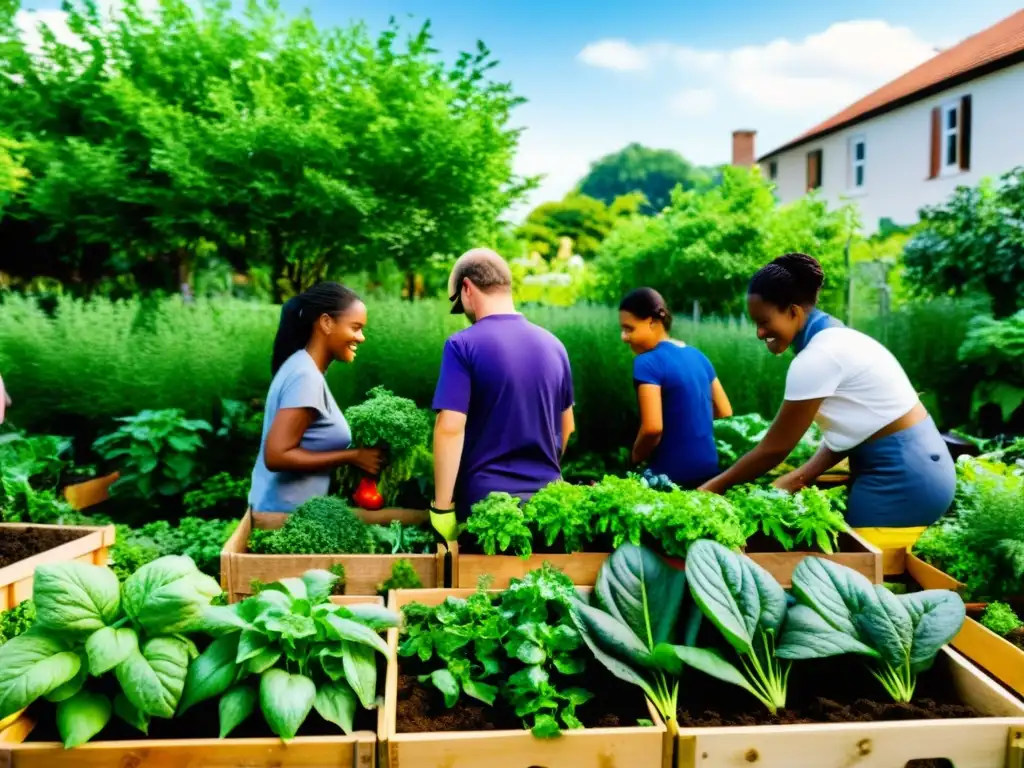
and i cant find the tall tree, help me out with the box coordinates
[0,0,532,297]
[517,192,640,260]
[577,143,716,215]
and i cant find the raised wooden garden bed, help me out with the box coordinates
[62,472,119,511]
[447,540,610,589]
[0,594,387,768]
[743,529,883,588]
[907,552,963,592]
[0,523,116,611]
[669,646,1024,768]
[220,509,442,602]
[383,587,668,768]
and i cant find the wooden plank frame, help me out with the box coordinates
[744,529,883,588]
[63,472,119,511]
[446,540,610,589]
[383,587,668,768]
[220,509,443,602]
[0,523,116,611]
[0,596,389,768]
[907,552,964,592]
[670,646,1024,768]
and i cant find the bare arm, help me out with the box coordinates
[433,409,467,509]
[561,406,575,457]
[711,378,733,419]
[700,398,824,494]
[631,384,664,465]
[773,442,847,492]
[264,408,377,473]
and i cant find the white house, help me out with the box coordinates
[733,9,1024,233]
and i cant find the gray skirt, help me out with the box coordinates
[846,416,956,528]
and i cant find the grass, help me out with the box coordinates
[0,293,980,458]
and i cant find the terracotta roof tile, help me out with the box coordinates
[760,9,1024,159]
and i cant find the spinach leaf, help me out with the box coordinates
[56,689,112,748]
[218,684,257,738]
[116,636,191,718]
[123,555,222,635]
[668,540,790,713]
[178,633,241,714]
[0,633,81,719]
[313,681,358,734]
[85,626,139,676]
[778,556,966,702]
[114,692,151,735]
[568,543,692,722]
[260,669,316,740]
[34,561,121,634]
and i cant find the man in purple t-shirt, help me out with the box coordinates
[429,248,575,540]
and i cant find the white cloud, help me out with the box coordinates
[669,87,716,117]
[577,39,651,72]
[579,20,938,113]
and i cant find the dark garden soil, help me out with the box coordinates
[25,687,377,742]
[397,663,651,733]
[675,654,978,728]
[0,527,87,568]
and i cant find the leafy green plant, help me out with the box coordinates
[399,565,590,737]
[377,559,423,592]
[183,473,250,518]
[569,544,709,724]
[93,409,212,501]
[249,496,374,555]
[110,518,239,580]
[0,556,221,746]
[980,602,1023,637]
[666,540,790,714]
[465,493,533,557]
[0,599,35,644]
[714,414,822,473]
[645,490,747,558]
[0,427,78,524]
[368,519,436,555]
[340,388,432,506]
[523,481,590,553]
[778,556,966,702]
[182,569,399,740]
[957,311,1024,426]
[585,475,653,549]
[727,485,847,554]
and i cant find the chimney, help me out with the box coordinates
[732,130,756,167]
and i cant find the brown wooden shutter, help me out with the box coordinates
[806,150,820,191]
[959,95,972,171]
[929,107,941,179]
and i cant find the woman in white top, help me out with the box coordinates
[700,253,956,528]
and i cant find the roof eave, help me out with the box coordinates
[756,49,1024,162]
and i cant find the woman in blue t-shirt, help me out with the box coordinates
[619,288,733,488]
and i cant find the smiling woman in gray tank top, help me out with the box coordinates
[248,282,384,513]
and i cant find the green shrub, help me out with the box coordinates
[0,293,981,458]
[248,496,375,555]
[980,601,1023,637]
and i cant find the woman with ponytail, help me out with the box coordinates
[699,253,955,534]
[618,288,733,488]
[249,282,383,512]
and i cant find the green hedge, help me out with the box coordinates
[0,294,979,457]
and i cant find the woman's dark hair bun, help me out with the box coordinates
[619,287,673,331]
[747,252,824,309]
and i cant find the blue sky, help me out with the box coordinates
[17,0,1024,216]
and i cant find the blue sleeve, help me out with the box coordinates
[432,338,472,414]
[698,350,716,384]
[279,367,329,419]
[633,352,662,386]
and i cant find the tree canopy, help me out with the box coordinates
[590,166,855,315]
[0,0,531,297]
[576,142,718,215]
[517,191,642,260]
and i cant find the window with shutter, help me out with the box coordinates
[806,149,822,191]
[959,94,972,171]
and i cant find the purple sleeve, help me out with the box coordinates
[432,338,471,414]
[561,349,575,411]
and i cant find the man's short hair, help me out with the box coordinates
[451,249,512,294]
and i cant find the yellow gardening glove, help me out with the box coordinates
[429,504,458,543]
